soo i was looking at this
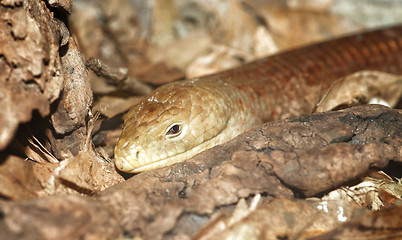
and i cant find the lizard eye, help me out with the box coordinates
[166,123,182,138]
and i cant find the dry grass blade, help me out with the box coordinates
[26,135,59,164]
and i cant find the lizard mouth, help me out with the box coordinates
[114,129,229,173]
[115,143,204,173]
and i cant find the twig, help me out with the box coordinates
[86,57,153,95]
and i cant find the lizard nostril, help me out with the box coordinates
[135,151,140,159]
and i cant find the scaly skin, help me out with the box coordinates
[115,25,402,173]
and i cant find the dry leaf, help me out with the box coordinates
[316,71,402,112]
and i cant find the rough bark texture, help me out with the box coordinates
[0,0,92,158]
[309,205,402,240]
[0,105,400,240]
[0,0,102,201]
[0,0,64,150]
[49,37,93,159]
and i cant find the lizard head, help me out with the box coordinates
[114,81,231,173]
